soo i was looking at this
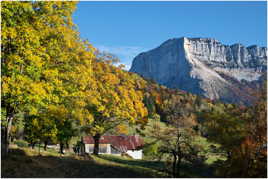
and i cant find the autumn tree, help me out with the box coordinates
[24,113,58,153]
[1,1,58,154]
[1,1,96,155]
[80,52,148,155]
[145,114,201,177]
[200,82,267,177]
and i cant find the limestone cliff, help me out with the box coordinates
[130,37,267,105]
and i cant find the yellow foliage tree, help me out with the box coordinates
[82,53,148,155]
[1,1,96,155]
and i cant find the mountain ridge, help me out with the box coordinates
[130,37,267,105]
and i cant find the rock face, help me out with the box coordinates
[130,37,267,105]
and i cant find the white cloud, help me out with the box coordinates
[95,45,148,71]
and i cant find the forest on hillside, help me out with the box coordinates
[1,1,267,178]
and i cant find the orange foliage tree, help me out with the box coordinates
[200,82,267,177]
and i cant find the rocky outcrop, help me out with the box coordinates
[130,37,267,105]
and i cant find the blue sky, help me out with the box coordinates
[73,1,267,70]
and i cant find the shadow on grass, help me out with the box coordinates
[2,148,225,178]
[98,154,165,171]
[98,155,221,178]
[178,161,218,178]
[2,148,162,178]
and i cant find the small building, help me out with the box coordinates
[83,135,144,159]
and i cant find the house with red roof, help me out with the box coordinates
[83,135,144,159]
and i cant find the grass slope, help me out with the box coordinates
[2,143,226,178]
[2,146,167,178]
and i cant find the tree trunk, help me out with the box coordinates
[4,111,14,156]
[66,141,69,152]
[44,141,48,151]
[59,142,64,154]
[31,142,36,149]
[38,142,41,155]
[172,152,177,178]
[93,133,101,155]
[80,137,85,155]
[177,154,182,178]
[227,151,231,160]
[1,127,6,157]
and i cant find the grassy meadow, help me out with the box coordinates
[2,141,226,178]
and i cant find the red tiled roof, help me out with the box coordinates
[83,135,144,152]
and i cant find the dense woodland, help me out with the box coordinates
[1,1,267,178]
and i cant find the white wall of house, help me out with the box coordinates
[85,144,92,153]
[106,144,111,154]
[47,144,59,149]
[85,144,113,154]
[126,150,143,159]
